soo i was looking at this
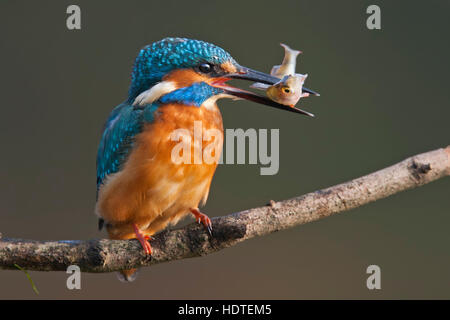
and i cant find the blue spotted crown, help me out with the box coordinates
[128,38,236,100]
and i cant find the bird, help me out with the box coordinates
[95,37,319,282]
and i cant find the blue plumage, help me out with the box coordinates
[97,81,222,193]
[96,102,158,193]
[159,82,223,107]
[128,37,235,101]
[97,38,233,195]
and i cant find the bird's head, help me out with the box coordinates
[128,37,318,116]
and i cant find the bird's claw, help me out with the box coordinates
[191,208,213,236]
[199,215,213,237]
[133,224,152,255]
[140,240,152,256]
[205,223,213,237]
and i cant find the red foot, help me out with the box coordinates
[190,208,213,236]
[133,224,152,255]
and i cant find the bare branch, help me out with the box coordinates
[1,146,449,273]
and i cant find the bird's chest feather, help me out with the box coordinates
[96,102,223,228]
[139,103,223,191]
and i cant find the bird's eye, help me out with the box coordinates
[282,88,291,94]
[199,63,213,73]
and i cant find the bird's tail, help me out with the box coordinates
[116,268,139,282]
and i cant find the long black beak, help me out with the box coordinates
[211,66,318,117]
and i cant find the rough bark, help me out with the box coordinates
[0,146,449,273]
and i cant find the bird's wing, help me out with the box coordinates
[96,102,158,197]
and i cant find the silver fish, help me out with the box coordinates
[251,43,309,107]
[266,74,309,107]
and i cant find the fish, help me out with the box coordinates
[270,43,302,78]
[266,74,309,107]
[251,43,309,107]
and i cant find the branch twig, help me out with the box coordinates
[1,146,449,273]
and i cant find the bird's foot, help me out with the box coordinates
[190,208,212,236]
[132,224,152,255]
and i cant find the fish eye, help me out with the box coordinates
[199,63,213,73]
[282,87,291,94]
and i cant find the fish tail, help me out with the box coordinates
[280,43,302,56]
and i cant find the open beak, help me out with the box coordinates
[210,66,318,117]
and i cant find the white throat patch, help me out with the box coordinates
[202,93,238,110]
[133,81,177,106]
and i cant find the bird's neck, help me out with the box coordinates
[132,81,224,109]
[158,82,223,107]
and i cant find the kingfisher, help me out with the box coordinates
[95,37,318,281]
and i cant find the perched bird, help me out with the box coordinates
[95,38,318,281]
[266,74,310,109]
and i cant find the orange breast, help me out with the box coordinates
[96,102,223,239]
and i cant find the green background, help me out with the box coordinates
[0,0,449,299]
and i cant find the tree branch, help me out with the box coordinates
[1,146,449,273]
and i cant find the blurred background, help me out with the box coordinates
[0,0,449,299]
